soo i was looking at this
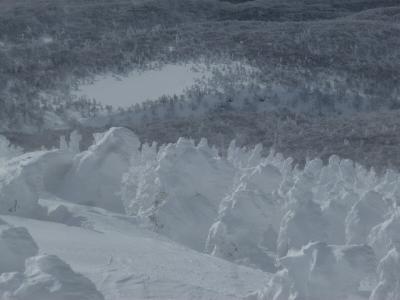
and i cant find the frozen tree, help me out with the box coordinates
[69,130,82,153]
[59,135,68,151]
[0,135,22,164]
[370,242,400,300]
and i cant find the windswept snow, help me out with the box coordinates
[1,128,400,299]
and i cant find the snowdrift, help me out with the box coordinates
[0,218,103,300]
[0,220,38,273]
[0,255,104,300]
[0,150,73,218]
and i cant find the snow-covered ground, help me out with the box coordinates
[2,200,268,300]
[0,127,400,299]
[75,64,212,108]
[74,61,260,109]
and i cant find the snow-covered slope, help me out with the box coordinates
[0,217,103,300]
[2,200,269,300]
[1,128,400,299]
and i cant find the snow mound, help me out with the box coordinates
[122,137,235,251]
[0,150,73,218]
[258,242,377,300]
[62,127,140,213]
[0,255,104,300]
[46,203,84,227]
[0,221,38,273]
[0,222,104,300]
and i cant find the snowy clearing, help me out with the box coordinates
[75,64,211,108]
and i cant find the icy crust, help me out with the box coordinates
[0,218,104,300]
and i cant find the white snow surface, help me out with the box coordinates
[2,201,268,300]
[0,220,38,273]
[61,127,140,213]
[0,129,400,299]
[75,64,211,108]
[0,254,104,300]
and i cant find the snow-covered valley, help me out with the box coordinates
[1,127,400,299]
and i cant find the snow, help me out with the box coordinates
[0,221,38,273]
[0,136,22,165]
[0,127,400,299]
[2,201,269,300]
[368,211,400,260]
[122,137,235,251]
[0,150,73,218]
[74,61,259,109]
[0,254,104,300]
[345,191,389,245]
[75,64,212,108]
[60,127,140,213]
[206,165,282,271]
[0,218,102,299]
[257,242,377,300]
[370,246,400,300]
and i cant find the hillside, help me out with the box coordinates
[1,1,400,299]
[1,0,400,171]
